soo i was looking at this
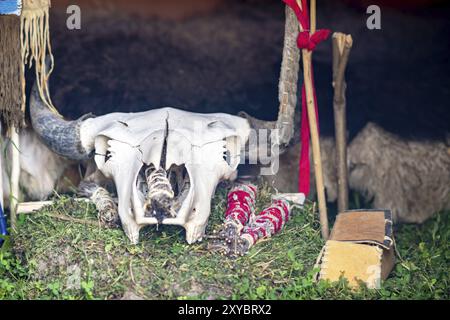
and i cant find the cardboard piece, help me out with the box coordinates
[330,209,393,249]
[315,209,395,289]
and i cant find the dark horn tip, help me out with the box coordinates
[30,81,94,161]
[78,113,96,121]
[238,111,276,130]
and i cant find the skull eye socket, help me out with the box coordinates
[105,150,112,162]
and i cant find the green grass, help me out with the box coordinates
[0,183,448,300]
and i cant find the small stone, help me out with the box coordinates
[121,290,144,300]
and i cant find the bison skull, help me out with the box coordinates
[31,91,253,243]
[87,108,250,243]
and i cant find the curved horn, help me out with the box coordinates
[241,5,300,153]
[276,5,301,146]
[30,81,94,161]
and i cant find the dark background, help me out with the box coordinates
[40,0,450,141]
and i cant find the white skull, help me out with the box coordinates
[76,107,250,243]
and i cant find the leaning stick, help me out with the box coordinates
[297,0,329,239]
[310,0,316,32]
[332,33,353,213]
[9,126,20,232]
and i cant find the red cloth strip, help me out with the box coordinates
[225,184,257,226]
[241,199,291,245]
[282,0,330,196]
[297,29,331,51]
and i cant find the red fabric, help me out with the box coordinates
[298,70,321,195]
[225,185,257,226]
[242,199,291,244]
[282,0,330,195]
[297,29,331,51]
[283,0,310,29]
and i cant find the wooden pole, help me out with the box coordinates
[10,126,20,232]
[310,0,316,34]
[332,32,353,213]
[296,0,329,240]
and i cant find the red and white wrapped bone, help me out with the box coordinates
[224,184,258,231]
[241,199,291,247]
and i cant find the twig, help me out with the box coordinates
[332,32,353,213]
[9,126,20,233]
[296,0,329,240]
[129,259,136,285]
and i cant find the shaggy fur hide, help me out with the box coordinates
[1,129,77,207]
[267,122,450,224]
[348,122,450,223]
[265,136,339,202]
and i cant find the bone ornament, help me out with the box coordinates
[218,183,258,243]
[240,199,291,249]
[78,181,119,227]
[212,190,305,256]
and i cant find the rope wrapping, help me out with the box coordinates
[91,187,119,226]
[146,167,174,202]
[143,167,176,220]
[78,182,119,227]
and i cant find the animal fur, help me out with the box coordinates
[267,122,450,224]
[1,128,79,207]
[265,136,338,202]
[348,122,450,223]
